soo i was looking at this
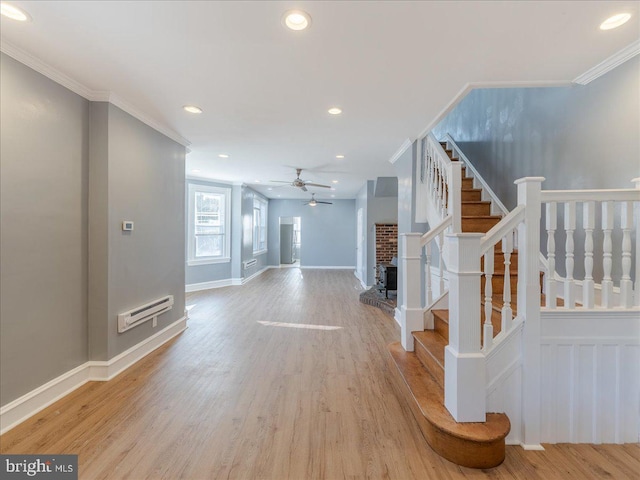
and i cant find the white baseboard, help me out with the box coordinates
[0,316,187,435]
[521,444,545,451]
[394,307,402,327]
[186,279,233,292]
[241,266,271,284]
[186,267,271,292]
[299,266,355,270]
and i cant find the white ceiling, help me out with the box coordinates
[1,1,638,200]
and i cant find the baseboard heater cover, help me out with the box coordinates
[243,259,258,269]
[118,295,174,333]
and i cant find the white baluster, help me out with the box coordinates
[438,231,445,296]
[602,201,614,308]
[501,234,513,333]
[483,250,494,351]
[425,243,433,305]
[620,201,633,307]
[545,202,557,308]
[582,201,595,308]
[564,202,576,309]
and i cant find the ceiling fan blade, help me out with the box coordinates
[304,182,331,188]
[269,180,293,183]
[317,201,333,204]
[300,185,308,192]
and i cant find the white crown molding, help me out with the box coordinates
[108,93,190,147]
[0,39,190,147]
[573,39,640,85]
[389,138,413,164]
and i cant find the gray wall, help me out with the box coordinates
[241,186,269,278]
[356,181,398,286]
[1,53,89,405]
[267,199,356,267]
[433,55,640,208]
[394,142,429,307]
[0,52,186,405]
[432,56,640,282]
[185,181,268,285]
[104,104,186,359]
[185,179,233,285]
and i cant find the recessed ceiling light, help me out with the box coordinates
[336,154,345,159]
[191,169,201,173]
[277,195,282,197]
[218,154,229,159]
[0,2,31,21]
[328,107,342,115]
[183,105,203,114]
[283,9,311,31]
[332,180,339,184]
[255,180,261,183]
[600,13,631,30]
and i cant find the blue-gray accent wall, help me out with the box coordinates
[432,56,640,208]
[267,199,356,267]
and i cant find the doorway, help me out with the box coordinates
[279,216,301,267]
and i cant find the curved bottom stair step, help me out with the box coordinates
[387,342,510,469]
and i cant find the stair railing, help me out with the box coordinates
[442,134,509,216]
[400,134,461,351]
[445,176,640,432]
[540,179,640,309]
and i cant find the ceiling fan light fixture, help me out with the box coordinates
[309,200,317,207]
[328,107,342,115]
[283,9,311,31]
[600,13,631,30]
[0,2,31,21]
[336,154,345,159]
[218,153,229,159]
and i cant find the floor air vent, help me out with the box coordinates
[117,295,174,333]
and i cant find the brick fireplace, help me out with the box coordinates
[375,223,398,281]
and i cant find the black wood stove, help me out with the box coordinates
[377,263,397,298]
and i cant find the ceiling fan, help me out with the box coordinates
[303,193,333,207]
[270,168,331,192]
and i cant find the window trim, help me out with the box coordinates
[252,196,268,255]
[187,183,231,266]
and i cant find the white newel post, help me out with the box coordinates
[444,232,485,423]
[401,233,423,351]
[515,177,544,449]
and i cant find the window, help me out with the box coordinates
[253,196,268,254]
[188,184,231,265]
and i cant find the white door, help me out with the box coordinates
[356,208,364,284]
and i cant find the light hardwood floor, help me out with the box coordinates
[1,269,638,479]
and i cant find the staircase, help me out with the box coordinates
[387,142,510,468]
[390,133,640,460]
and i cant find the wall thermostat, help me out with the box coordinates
[122,221,134,231]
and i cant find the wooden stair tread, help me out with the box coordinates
[387,342,510,468]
